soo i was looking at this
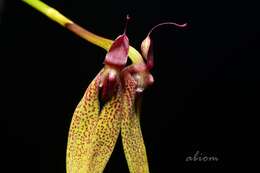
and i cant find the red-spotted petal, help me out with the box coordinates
[66,72,101,173]
[84,83,123,173]
[121,72,150,173]
[66,68,124,173]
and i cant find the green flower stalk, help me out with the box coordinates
[22,0,187,173]
[22,0,143,64]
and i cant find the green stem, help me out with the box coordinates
[22,0,143,64]
[22,0,72,26]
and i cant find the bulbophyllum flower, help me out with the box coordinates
[66,31,134,173]
[66,18,153,173]
[66,21,186,173]
[22,1,187,172]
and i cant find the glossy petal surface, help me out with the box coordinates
[104,34,129,68]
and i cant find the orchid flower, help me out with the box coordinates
[22,1,187,172]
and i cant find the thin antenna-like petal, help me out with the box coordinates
[121,73,150,173]
[66,74,101,173]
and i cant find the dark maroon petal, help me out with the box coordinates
[101,75,108,100]
[122,64,154,93]
[100,69,119,100]
[104,34,129,68]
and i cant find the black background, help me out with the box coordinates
[2,0,259,172]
